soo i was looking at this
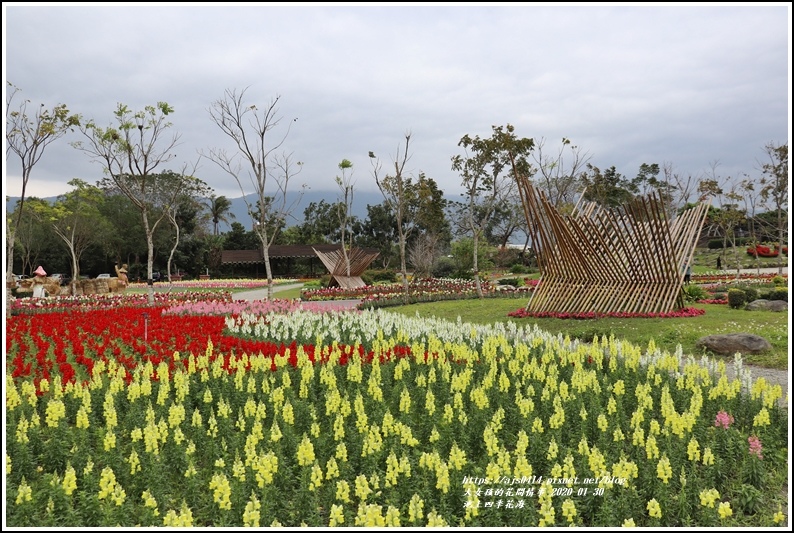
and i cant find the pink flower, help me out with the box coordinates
[748,436,763,459]
[714,410,734,429]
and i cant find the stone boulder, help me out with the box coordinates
[745,299,788,312]
[696,333,772,356]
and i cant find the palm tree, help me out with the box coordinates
[206,195,236,235]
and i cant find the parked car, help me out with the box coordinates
[50,273,71,286]
[151,271,162,282]
[96,273,111,279]
[13,274,29,288]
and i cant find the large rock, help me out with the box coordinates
[745,299,788,312]
[696,333,772,355]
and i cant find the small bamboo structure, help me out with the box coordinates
[313,246,380,289]
[517,181,710,315]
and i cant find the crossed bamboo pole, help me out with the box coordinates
[517,180,709,315]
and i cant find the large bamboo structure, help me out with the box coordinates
[517,182,710,315]
[313,246,380,289]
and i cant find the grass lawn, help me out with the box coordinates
[385,298,789,370]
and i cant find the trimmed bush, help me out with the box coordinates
[431,256,456,278]
[740,286,759,302]
[772,275,786,286]
[707,237,752,249]
[727,288,747,309]
[364,268,397,283]
[762,288,788,302]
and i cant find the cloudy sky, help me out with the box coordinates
[4,3,791,203]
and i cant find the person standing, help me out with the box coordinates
[716,256,722,270]
[684,264,692,285]
[31,265,48,298]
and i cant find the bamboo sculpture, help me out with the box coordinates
[516,181,710,315]
[313,247,380,289]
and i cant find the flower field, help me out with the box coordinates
[5,291,789,527]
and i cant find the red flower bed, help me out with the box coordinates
[507,306,707,320]
[746,244,779,258]
[5,307,414,391]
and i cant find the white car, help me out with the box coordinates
[14,274,29,287]
[97,273,111,279]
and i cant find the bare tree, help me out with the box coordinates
[531,137,590,209]
[370,133,419,297]
[698,162,745,278]
[659,161,700,217]
[203,88,305,298]
[738,174,764,274]
[72,102,200,304]
[5,82,79,293]
[757,142,788,275]
[335,159,355,277]
[452,124,534,297]
[408,232,441,278]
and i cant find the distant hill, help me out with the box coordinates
[224,189,390,232]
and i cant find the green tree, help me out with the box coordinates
[757,141,788,275]
[206,194,236,235]
[72,102,200,304]
[451,124,534,297]
[357,202,399,268]
[163,181,212,281]
[29,179,112,292]
[580,164,634,208]
[5,82,80,293]
[9,197,51,276]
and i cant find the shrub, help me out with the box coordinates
[364,268,397,283]
[497,277,524,287]
[772,275,786,286]
[762,288,788,302]
[431,256,456,278]
[682,284,709,302]
[708,237,752,249]
[509,264,529,274]
[727,288,746,309]
[740,285,759,302]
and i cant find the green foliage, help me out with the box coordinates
[682,284,710,302]
[497,277,524,287]
[449,238,494,277]
[734,484,763,515]
[430,256,457,278]
[739,286,759,303]
[760,288,788,302]
[708,237,753,249]
[363,269,397,283]
[509,263,529,274]
[727,289,746,309]
[771,275,786,286]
